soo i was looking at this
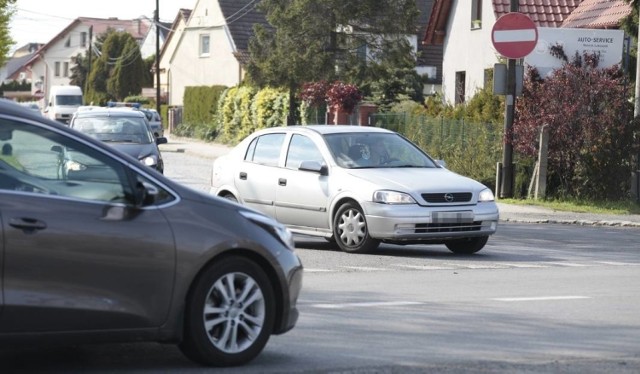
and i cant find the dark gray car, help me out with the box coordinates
[0,99,303,367]
[70,108,167,173]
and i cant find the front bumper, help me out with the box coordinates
[363,201,499,242]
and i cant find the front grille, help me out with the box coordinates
[415,222,482,233]
[422,192,472,203]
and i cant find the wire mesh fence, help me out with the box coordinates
[370,112,504,188]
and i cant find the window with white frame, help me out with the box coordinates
[54,62,61,77]
[471,0,482,29]
[81,32,87,47]
[63,62,69,77]
[200,34,210,56]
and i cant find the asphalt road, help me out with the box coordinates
[3,140,637,373]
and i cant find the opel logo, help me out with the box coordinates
[444,193,454,202]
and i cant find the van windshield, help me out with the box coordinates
[56,95,83,106]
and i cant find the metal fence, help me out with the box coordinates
[370,112,504,187]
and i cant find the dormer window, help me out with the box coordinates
[471,0,482,30]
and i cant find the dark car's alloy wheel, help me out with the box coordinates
[180,256,275,367]
[333,202,380,253]
[445,236,488,255]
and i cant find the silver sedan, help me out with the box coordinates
[211,125,499,254]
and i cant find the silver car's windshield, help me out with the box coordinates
[324,133,438,169]
[72,117,154,145]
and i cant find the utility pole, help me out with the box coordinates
[155,0,161,113]
[87,25,93,98]
[635,1,640,116]
[499,0,519,198]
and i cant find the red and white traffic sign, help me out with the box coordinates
[491,12,538,59]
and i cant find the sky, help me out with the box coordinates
[9,0,196,51]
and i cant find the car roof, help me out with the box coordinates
[258,125,393,136]
[73,108,146,119]
[1,99,47,121]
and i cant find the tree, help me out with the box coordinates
[247,0,419,125]
[513,46,640,200]
[108,35,144,100]
[85,30,144,104]
[69,53,90,90]
[0,0,16,68]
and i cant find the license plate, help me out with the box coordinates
[432,211,473,223]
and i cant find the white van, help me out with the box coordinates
[44,85,83,124]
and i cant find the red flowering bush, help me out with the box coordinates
[326,81,363,114]
[299,81,330,107]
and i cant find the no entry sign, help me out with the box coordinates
[491,12,538,59]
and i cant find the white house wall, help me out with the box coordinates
[168,0,241,106]
[140,21,162,59]
[442,0,499,104]
[30,24,92,105]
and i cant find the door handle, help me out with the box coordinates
[239,172,247,180]
[278,178,287,186]
[9,217,47,232]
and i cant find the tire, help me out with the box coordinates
[179,256,275,367]
[222,193,238,203]
[333,202,380,253]
[445,236,489,255]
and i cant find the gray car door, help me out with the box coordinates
[0,118,175,333]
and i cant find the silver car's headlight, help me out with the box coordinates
[240,210,295,250]
[372,190,417,204]
[141,155,158,166]
[478,188,495,202]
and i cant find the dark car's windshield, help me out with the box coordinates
[324,132,438,169]
[71,116,154,144]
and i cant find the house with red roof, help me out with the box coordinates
[423,0,632,105]
[24,17,158,106]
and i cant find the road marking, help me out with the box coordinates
[543,262,592,267]
[341,266,388,271]
[304,268,335,273]
[392,264,456,270]
[457,264,510,269]
[492,296,591,302]
[597,261,640,266]
[311,301,424,309]
[500,263,549,268]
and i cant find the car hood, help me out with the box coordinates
[110,143,158,159]
[345,167,488,193]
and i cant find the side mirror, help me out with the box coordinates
[50,145,63,154]
[155,137,168,145]
[134,181,158,207]
[299,160,328,175]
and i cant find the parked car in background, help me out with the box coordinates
[19,102,42,115]
[210,125,499,254]
[69,108,167,173]
[138,108,164,138]
[0,99,302,367]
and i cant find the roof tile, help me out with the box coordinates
[493,0,582,27]
[562,0,632,28]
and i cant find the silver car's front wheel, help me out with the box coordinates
[333,202,380,253]
[180,256,275,367]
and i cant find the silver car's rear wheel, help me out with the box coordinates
[333,202,380,253]
[180,256,275,367]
